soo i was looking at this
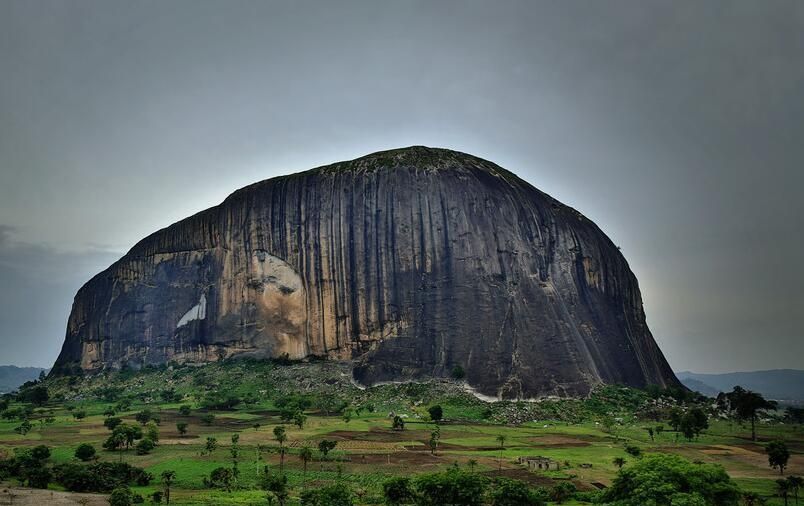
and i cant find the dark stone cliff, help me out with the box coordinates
[52,147,679,398]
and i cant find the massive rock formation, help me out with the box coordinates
[52,146,679,397]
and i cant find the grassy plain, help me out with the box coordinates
[1,361,801,505]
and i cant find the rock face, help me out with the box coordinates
[52,147,679,397]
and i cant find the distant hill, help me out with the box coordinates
[676,369,804,403]
[0,365,47,393]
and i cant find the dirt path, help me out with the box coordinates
[0,487,108,506]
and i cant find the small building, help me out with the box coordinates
[518,456,560,471]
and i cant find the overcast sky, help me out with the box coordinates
[1,0,802,372]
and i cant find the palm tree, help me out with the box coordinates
[778,479,792,506]
[613,457,626,469]
[299,446,313,488]
[468,459,478,473]
[787,476,803,506]
[496,435,506,473]
[273,426,287,474]
[161,470,176,505]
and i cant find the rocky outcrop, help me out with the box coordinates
[52,146,679,398]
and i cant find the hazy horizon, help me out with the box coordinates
[1,1,803,373]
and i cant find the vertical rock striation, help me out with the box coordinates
[52,146,679,398]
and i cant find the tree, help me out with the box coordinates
[104,431,127,460]
[205,437,218,455]
[787,476,803,506]
[161,470,176,504]
[741,491,766,506]
[669,407,683,432]
[74,443,96,462]
[260,467,289,506]
[205,466,235,492]
[135,438,155,455]
[689,408,709,438]
[413,469,488,506]
[392,415,405,431]
[727,387,777,442]
[253,422,261,431]
[178,405,191,416]
[300,482,354,506]
[767,440,791,475]
[104,423,143,460]
[468,459,478,473]
[451,365,466,380]
[778,479,792,506]
[429,426,440,456]
[200,413,215,425]
[104,416,123,431]
[299,446,313,487]
[550,482,577,504]
[613,457,626,469]
[383,477,415,506]
[625,445,642,458]
[109,487,134,506]
[14,420,32,435]
[135,409,153,425]
[646,427,655,441]
[72,410,87,420]
[428,405,443,423]
[318,439,337,460]
[786,407,804,424]
[229,433,240,482]
[145,421,160,443]
[601,453,742,506]
[176,422,188,437]
[496,434,507,472]
[274,426,288,473]
[25,385,49,407]
[489,478,547,506]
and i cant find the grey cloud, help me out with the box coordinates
[0,227,121,367]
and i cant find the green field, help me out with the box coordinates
[0,360,801,505]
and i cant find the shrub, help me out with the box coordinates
[75,443,96,461]
[550,482,577,504]
[53,462,152,492]
[134,409,153,425]
[625,445,642,458]
[300,482,354,506]
[204,466,235,491]
[383,477,415,505]
[202,393,241,410]
[135,438,155,455]
[489,478,547,506]
[428,405,443,422]
[25,465,52,489]
[260,467,289,505]
[109,487,135,506]
[18,384,49,406]
[414,469,488,506]
[601,453,741,506]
